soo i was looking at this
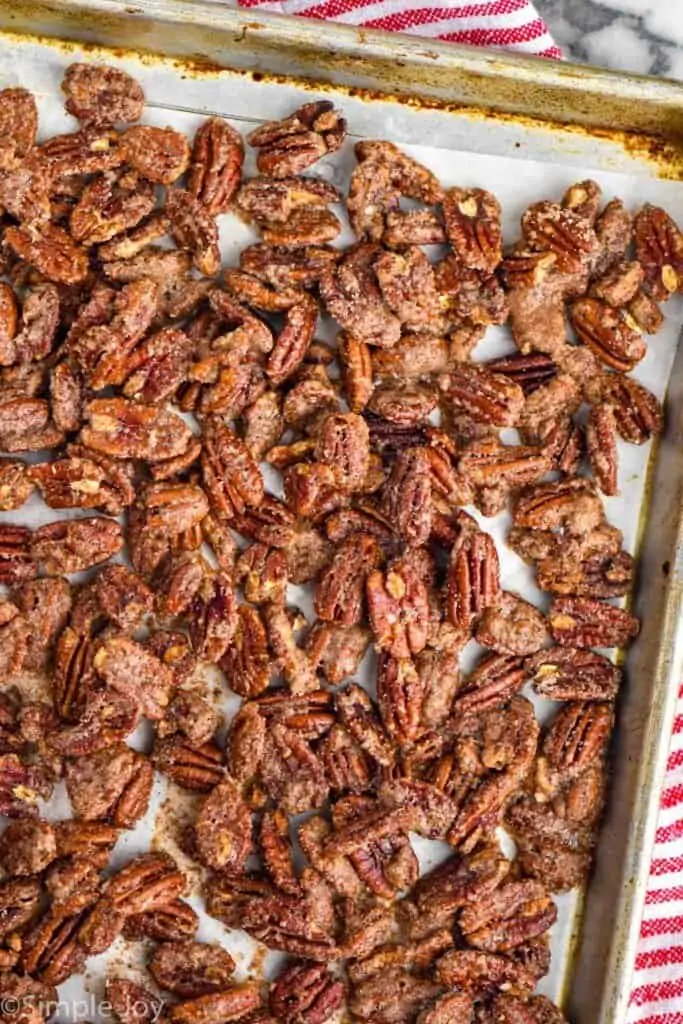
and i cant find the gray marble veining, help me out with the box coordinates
[535,0,683,77]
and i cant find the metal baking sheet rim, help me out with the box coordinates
[2,4,683,1022]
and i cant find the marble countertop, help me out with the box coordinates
[535,0,683,77]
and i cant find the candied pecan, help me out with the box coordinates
[194,776,253,872]
[348,966,441,1024]
[241,390,284,460]
[202,420,264,520]
[267,294,318,385]
[168,984,263,1024]
[586,403,618,496]
[62,63,144,124]
[92,564,154,630]
[562,179,602,222]
[452,653,527,716]
[0,86,38,166]
[314,534,383,626]
[220,604,271,698]
[187,573,237,663]
[270,961,344,1024]
[236,543,287,604]
[0,524,37,586]
[590,372,663,444]
[349,140,442,242]
[21,890,93,983]
[248,101,346,177]
[93,635,175,719]
[283,462,345,522]
[148,940,236,997]
[81,397,195,461]
[570,298,646,372]
[374,248,442,334]
[320,244,401,348]
[65,743,153,827]
[0,458,33,512]
[30,517,121,576]
[238,175,340,225]
[241,242,339,290]
[70,174,155,246]
[634,203,683,300]
[0,877,43,938]
[591,260,644,307]
[123,897,199,943]
[506,798,595,894]
[380,448,432,547]
[306,621,370,687]
[314,411,370,491]
[11,283,60,364]
[522,201,599,274]
[549,596,639,648]
[5,223,89,285]
[0,602,28,678]
[263,603,316,694]
[484,353,557,396]
[446,527,500,633]
[166,187,220,276]
[513,477,603,536]
[627,288,664,333]
[338,331,373,413]
[49,360,85,433]
[106,979,164,1024]
[440,364,524,427]
[13,577,71,672]
[443,187,502,271]
[367,560,429,658]
[435,255,508,328]
[527,646,621,701]
[49,689,139,757]
[383,208,446,248]
[458,878,557,952]
[536,547,633,599]
[119,124,190,183]
[0,819,56,877]
[474,593,549,656]
[225,267,305,312]
[368,388,437,434]
[286,527,333,584]
[189,116,244,214]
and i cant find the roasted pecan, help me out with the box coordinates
[70,174,155,246]
[443,187,502,271]
[166,187,221,276]
[549,596,639,648]
[368,382,438,426]
[189,116,244,214]
[452,653,527,716]
[485,352,557,395]
[315,412,370,491]
[31,517,122,575]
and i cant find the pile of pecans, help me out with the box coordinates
[0,57,680,1024]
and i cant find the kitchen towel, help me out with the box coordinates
[234,0,683,1019]
[237,0,563,58]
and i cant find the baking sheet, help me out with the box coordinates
[2,28,683,1021]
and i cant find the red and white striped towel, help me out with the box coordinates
[628,684,683,1024]
[237,0,562,59]
[234,0,682,1018]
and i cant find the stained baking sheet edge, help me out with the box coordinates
[2,8,683,1024]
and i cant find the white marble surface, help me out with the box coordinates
[536,0,683,76]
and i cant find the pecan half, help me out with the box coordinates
[549,596,639,648]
